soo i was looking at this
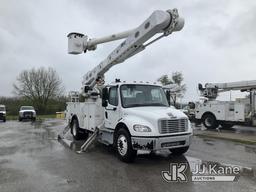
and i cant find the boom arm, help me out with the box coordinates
[199,80,256,99]
[67,9,184,93]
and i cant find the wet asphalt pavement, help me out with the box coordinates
[0,119,255,192]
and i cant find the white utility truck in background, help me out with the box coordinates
[195,80,256,129]
[60,9,193,162]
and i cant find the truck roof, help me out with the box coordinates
[20,106,34,108]
[0,105,5,107]
[107,81,162,87]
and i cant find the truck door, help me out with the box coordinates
[234,103,245,122]
[104,86,120,129]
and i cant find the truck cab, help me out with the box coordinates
[66,82,192,162]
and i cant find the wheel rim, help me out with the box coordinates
[205,117,213,127]
[72,122,77,136]
[117,135,128,156]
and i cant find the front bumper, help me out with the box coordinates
[131,133,192,151]
[20,112,36,119]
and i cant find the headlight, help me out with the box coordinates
[133,124,151,132]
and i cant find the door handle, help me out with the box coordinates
[106,107,117,111]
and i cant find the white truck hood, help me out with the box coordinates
[124,106,187,120]
[19,110,36,113]
[122,106,189,136]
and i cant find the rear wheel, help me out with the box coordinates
[115,128,137,163]
[71,119,88,140]
[19,117,22,122]
[202,113,219,129]
[169,146,189,156]
[3,118,6,122]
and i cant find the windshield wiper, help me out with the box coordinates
[124,103,167,108]
[149,103,168,106]
[124,104,145,108]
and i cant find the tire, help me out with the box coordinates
[3,118,6,122]
[70,119,88,140]
[19,117,22,122]
[202,113,219,129]
[32,117,36,122]
[115,128,137,163]
[169,146,189,156]
[220,123,234,129]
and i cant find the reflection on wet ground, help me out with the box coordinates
[193,123,256,136]
[0,119,255,192]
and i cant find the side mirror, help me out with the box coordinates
[102,87,109,107]
[198,83,203,91]
[165,90,171,106]
[102,100,108,107]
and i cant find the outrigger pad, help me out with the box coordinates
[58,125,70,140]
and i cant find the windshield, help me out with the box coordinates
[20,106,34,110]
[0,107,5,111]
[120,84,169,108]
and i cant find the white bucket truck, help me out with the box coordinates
[62,9,192,162]
[195,80,256,129]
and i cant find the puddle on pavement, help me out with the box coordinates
[193,123,256,136]
[58,138,84,152]
[20,120,63,141]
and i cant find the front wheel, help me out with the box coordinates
[115,128,137,163]
[169,146,189,156]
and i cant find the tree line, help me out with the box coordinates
[0,66,186,115]
[0,96,67,116]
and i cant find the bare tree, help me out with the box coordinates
[13,67,64,114]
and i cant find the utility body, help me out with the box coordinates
[195,80,256,129]
[64,9,192,162]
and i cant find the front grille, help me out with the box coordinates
[23,112,33,117]
[159,118,188,134]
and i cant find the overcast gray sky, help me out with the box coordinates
[1,0,256,102]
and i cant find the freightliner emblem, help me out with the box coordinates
[167,113,177,119]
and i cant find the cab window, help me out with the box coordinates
[108,87,118,106]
